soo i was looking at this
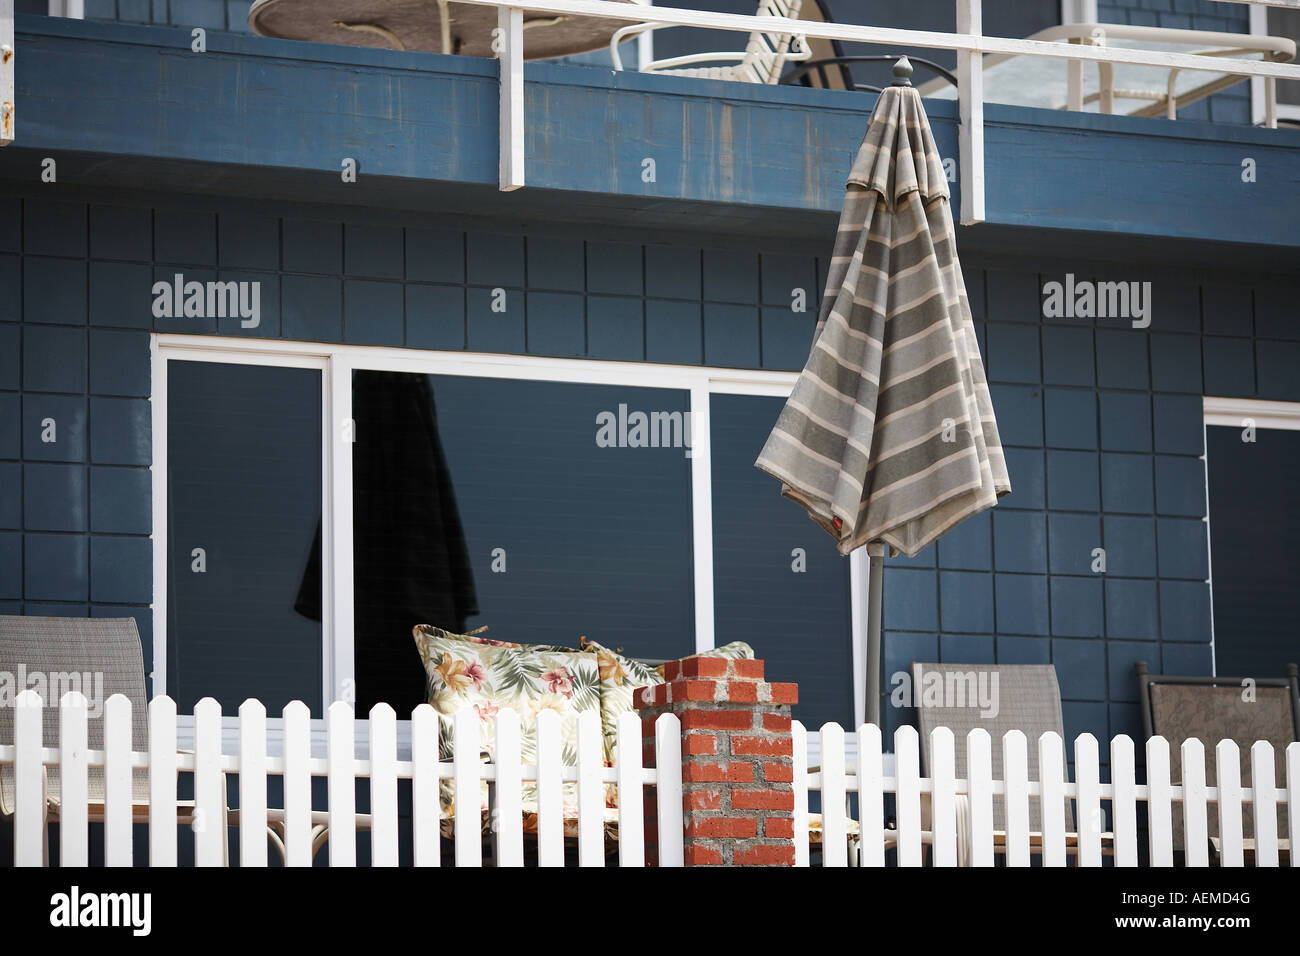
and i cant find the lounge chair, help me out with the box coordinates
[912,662,1113,865]
[1135,660,1298,862]
[0,615,228,865]
[609,0,811,83]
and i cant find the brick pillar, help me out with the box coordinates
[635,657,798,866]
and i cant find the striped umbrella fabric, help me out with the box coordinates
[756,72,1009,557]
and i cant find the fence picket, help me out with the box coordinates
[104,693,133,866]
[1181,738,1209,867]
[1110,735,1137,866]
[193,697,224,867]
[1250,741,1278,867]
[148,696,179,868]
[411,704,440,867]
[820,722,847,867]
[1145,735,1173,867]
[615,711,644,868]
[493,709,523,867]
[534,708,562,866]
[58,692,88,868]
[326,701,356,867]
[370,704,399,867]
[454,706,484,867]
[13,690,44,866]
[855,723,883,868]
[654,713,684,867]
[282,700,313,867]
[1074,734,1102,867]
[1216,740,1244,867]
[930,727,956,867]
[576,710,605,867]
[963,729,992,868]
[1038,732,1065,868]
[792,722,809,867]
[1287,742,1299,868]
[894,725,922,867]
[237,698,267,868]
[1002,730,1029,867]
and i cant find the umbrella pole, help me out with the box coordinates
[865,541,885,728]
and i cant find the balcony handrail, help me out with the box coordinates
[463,0,1300,223]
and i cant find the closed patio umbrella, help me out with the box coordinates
[755,58,1010,726]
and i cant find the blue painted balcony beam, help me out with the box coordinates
[5,17,1300,249]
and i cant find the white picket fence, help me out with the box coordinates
[4,690,1298,867]
[1,690,682,867]
[795,722,1300,867]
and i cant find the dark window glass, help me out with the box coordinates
[1270,9,1300,107]
[1207,424,1300,679]
[347,372,695,714]
[710,393,854,733]
[167,361,323,715]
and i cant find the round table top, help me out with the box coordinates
[248,0,643,60]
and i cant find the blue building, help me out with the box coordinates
[1,0,1298,853]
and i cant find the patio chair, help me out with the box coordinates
[0,615,228,865]
[609,0,812,84]
[912,662,1114,865]
[1135,660,1298,862]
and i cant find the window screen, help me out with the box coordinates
[166,360,324,715]
[710,393,854,733]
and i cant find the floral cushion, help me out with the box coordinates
[412,625,601,819]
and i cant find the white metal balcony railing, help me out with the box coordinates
[5,1,1300,213]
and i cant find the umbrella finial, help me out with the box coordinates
[891,56,913,86]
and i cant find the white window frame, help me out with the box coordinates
[1250,3,1300,124]
[151,334,871,750]
[1201,396,1300,676]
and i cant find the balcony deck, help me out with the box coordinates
[3,15,1299,251]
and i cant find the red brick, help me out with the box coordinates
[685,789,722,811]
[679,709,752,731]
[733,659,766,680]
[735,844,795,866]
[635,684,667,708]
[681,733,717,756]
[769,682,798,705]
[679,656,729,679]
[660,660,682,682]
[763,761,793,782]
[686,816,756,839]
[764,816,795,839]
[732,735,792,757]
[763,713,792,732]
[682,761,754,783]
[731,788,794,811]
[683,845,725,866]
[724,680,758,703]
[671,679,717,702]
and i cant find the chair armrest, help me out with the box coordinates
[610,22,675,71]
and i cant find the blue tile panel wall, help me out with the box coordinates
[3,195,1296,758]
[882,258,1299,761]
